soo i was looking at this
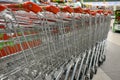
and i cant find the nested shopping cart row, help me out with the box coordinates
[0,2,112,80]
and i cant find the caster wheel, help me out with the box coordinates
[73,77,76,80]
[102,55,106,61]
[98,55,106,66]
[93,66,98,74]
[98,57,103,66]
[78,72,83,80]
[85,76,89,80]
[98,61,102,67]
[90,70,94,79]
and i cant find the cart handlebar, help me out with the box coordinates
[6,1,42,13]
[45,5,60,14]
[4,2,112,16]
[83,8,90,14]
[73,7,83,13]
[0,5,6,12]
[23,1,42,13]
[90,11,96,16]
[61,6,74,13]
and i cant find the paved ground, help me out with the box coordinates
[93,19,120,80]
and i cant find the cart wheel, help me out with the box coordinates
[85,75,89,80]
[98,56,104,66]
[73,77,76,80]
[93,66,97,74]
[98,55,106,66]
[90,70,94,79]
[78,72,83,80]
[102,55,106,61]
[98,61,101,66]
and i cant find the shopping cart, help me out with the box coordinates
[0,2,112,80]
[0,4,46,80]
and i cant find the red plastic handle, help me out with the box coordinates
[6,4,21,8]
[63,6,74,13]
[97,10,104,14]
[45,5,60,14]
[23,1,42,14]
[6,4,29,11]
[74,7,83,13]
[83,8,90,14]
[108,10,112,14]
[97,10,102,14]
[6,2,42,13]
[100,10,104,13]
[90,11,96,16]
[104,12,108,16]
[0,5,6,12]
